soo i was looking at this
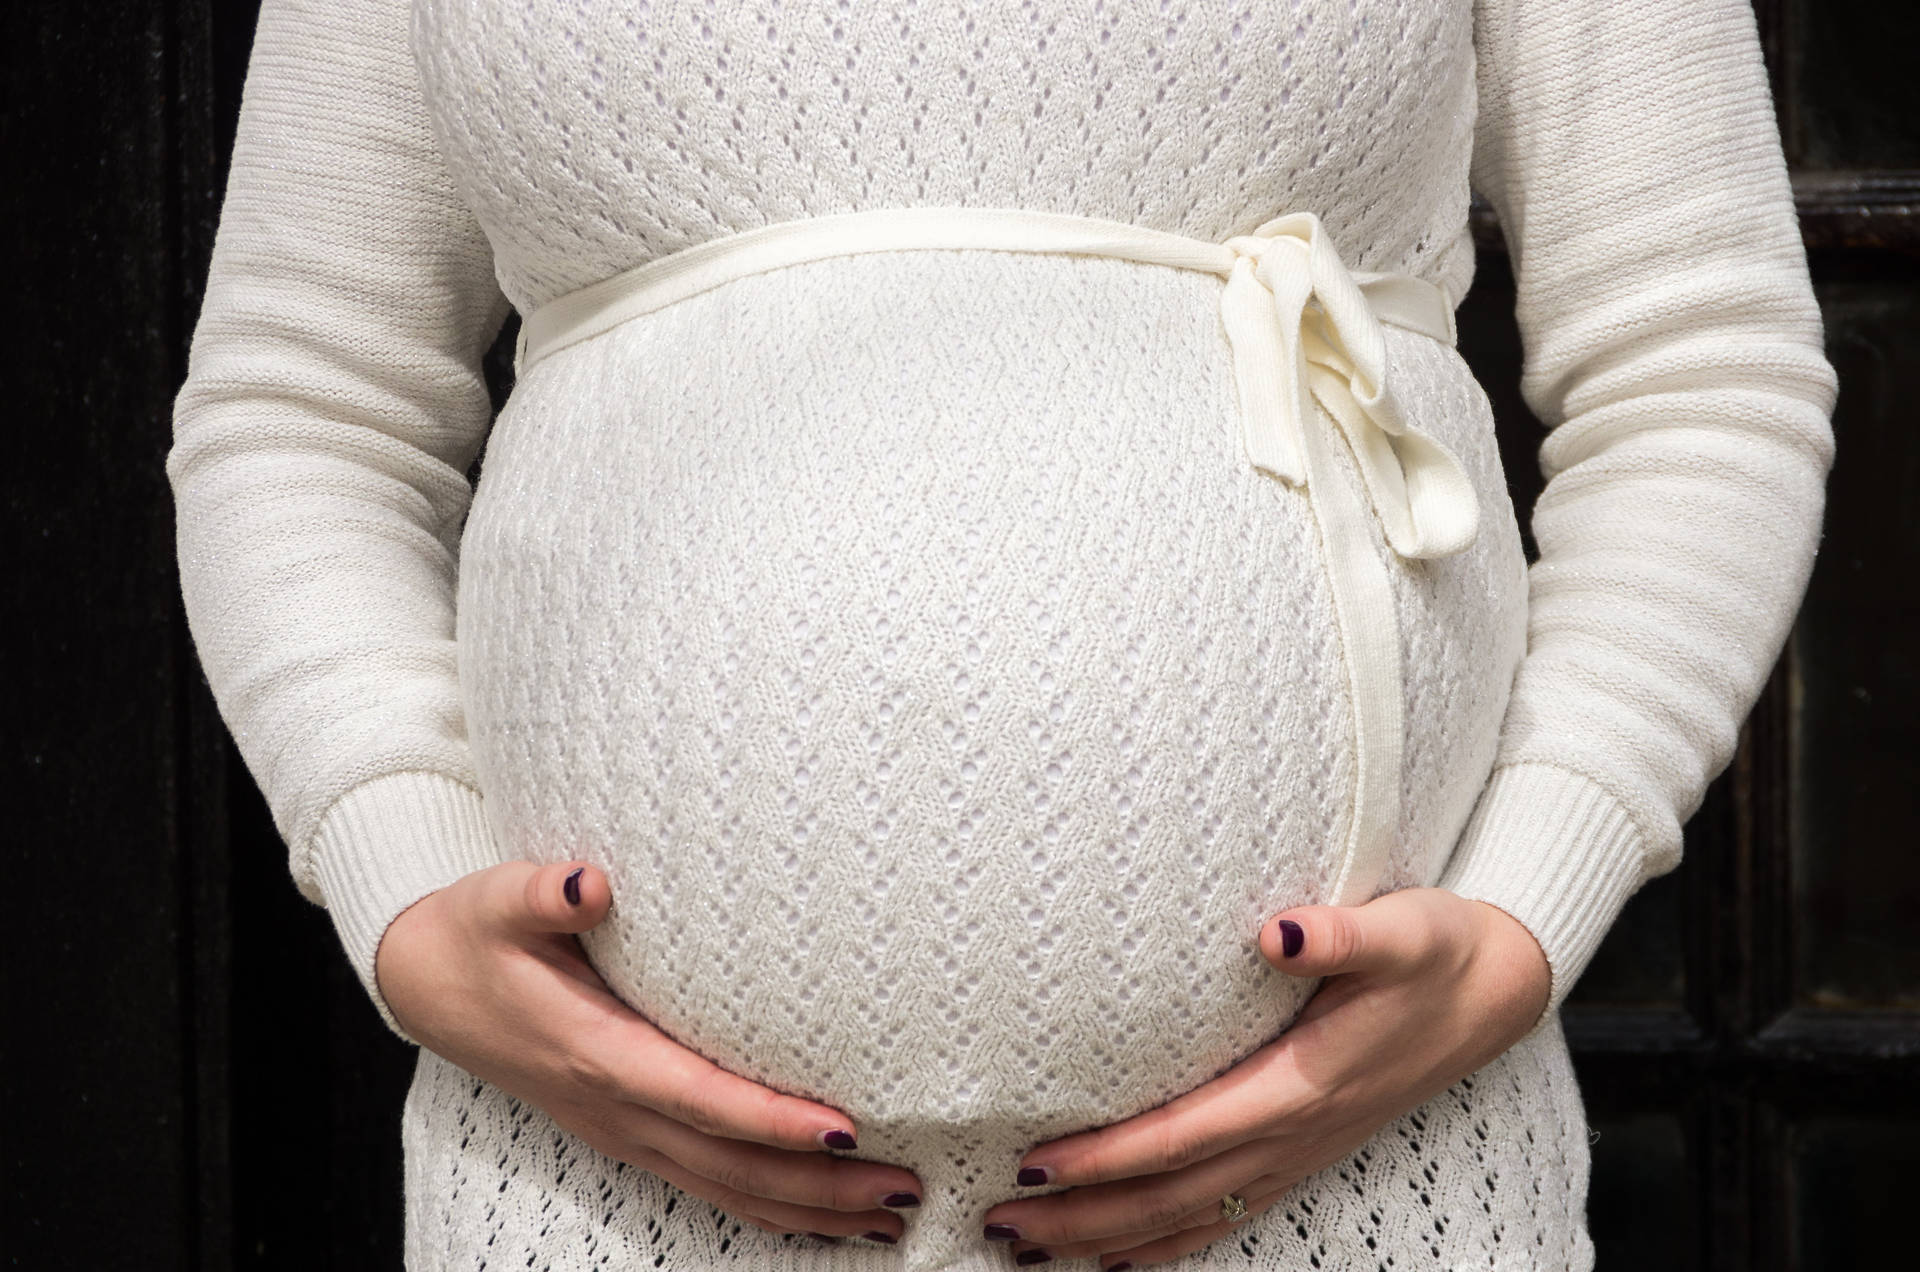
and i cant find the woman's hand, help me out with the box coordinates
[980,887,1552,1268]
[374,859,924,1244]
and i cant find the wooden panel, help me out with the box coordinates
[228,764,415,1269]
[1586,1110,1698,1271]
[4,0,202,1267]
[1782,0,1920,170]
[1787,259,1920,1011]
[1576,868,1691,1009]
[1786,1114,1920,1266]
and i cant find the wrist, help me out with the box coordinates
[1462,896,1553,1036]
[1438,762,1648,1024]
[309,771,505,1045]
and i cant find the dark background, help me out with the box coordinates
[6,1,1916,1267]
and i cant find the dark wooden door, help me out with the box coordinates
[1455,4,1920,1266]
[6,2,1914,1267]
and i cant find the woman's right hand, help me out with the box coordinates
[374,859,923,1243]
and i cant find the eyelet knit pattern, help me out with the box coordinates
[450,247,1527,1267]
[408,0,1481,317]
[168,1,1838,1269]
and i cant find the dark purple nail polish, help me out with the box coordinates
[563,866,584,906]
[820,1129,858,1150]
[882,1192,921,1208]
[985,1224,1022,1241]
[863,1231,898,1245]
[1015,1252,1053,1266]
[1278,918,1304,958]
[1108,1263,1134,1271]
[807,1232,838,1243]
[1015,1166,1050,1187]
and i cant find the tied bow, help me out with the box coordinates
[1216,212,1479,560]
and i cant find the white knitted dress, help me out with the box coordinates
[167,1,1840,1270]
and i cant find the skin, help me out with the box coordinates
[374,860,925,1244]
[980,887,1554,1268]
[379,866,1548,1263]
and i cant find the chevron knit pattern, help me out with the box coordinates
[168,2,1836,1269]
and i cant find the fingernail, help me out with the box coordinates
[1278,918,1304,958]
[1015,1252,1053,1266]
[984,1224,1022,1241]
[819,1129,857,1150]
[863,1231,898,1245]
[563,867,584,906]
[1109,1263,1134,1271]
[882,1192,921,1208]
[807,1232,838,1243]
[1015,1166,1050,1187]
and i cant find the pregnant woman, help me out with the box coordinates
[167,1,1837,1269]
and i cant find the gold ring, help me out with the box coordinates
[1219,1193,1249,1224]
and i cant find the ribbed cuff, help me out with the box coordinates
[309,771,505,1045]
[1437,762,1648,1029]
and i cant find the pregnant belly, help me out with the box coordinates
[455,251,1526,1254]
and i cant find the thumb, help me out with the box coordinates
[483,859,611,938]
[1258,891,1432,978]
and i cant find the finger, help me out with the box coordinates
[1006,1200,1214,1262]
[625,1143,907,1243]
[482,859,612,936]
[489,869,869,1155]
[574,1006,863,1153]
[1016,1038,1314,1187]
[984,1140,1274,1246]
[1258,887,1463,979]
[612,1100,922,1213]
[1087,1177,1293,1268]
[1007,1191,1268,1263]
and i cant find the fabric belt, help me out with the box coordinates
[511,206,1481,909]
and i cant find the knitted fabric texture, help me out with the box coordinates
[167,1,1838,1269]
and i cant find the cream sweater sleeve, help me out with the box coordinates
[167,0,512,1043]
[1438,0,1839,1021]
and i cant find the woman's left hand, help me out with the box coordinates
[981,887,1553,1268]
